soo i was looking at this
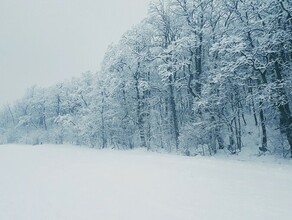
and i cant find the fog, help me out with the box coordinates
[0,0,150,105]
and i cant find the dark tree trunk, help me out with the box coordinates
[258,103,268,152]
[274,60,292,157]
[168,75,179,150]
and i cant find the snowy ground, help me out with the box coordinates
[0,144,292,220]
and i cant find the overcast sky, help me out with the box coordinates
[0,0,151,105]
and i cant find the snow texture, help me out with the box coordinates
[0,144,291,220]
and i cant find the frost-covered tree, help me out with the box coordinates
[1,0,292,157]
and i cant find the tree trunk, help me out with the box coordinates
[168,75,179,150]
[101,90,107,149]
[258,103,268,152]
[274,60,292,157]
[135,71,147,148]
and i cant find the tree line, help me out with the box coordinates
[1,0,292,157]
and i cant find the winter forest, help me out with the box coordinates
[1,0,292,158]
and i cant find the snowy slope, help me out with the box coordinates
[0,144,291,220]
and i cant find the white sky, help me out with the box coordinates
[0,0,151,105]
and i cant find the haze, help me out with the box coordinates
[0,0,150,105]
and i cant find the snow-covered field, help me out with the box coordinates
[0,144,291,220]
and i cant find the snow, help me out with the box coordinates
[0,144,292,220]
